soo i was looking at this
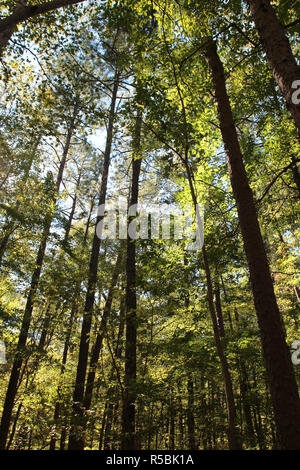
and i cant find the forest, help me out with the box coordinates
[0,0,300,452]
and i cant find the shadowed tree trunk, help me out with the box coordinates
[205,39,300,450]
[62,170,82,247]
[183,149,241,450]
[83,250,123,412]
[246,0,300,137]
[121,111,142,450]
[6,403,22,450]
[184,293,196,450]
[291,155,300,197]
[214,283,225,338]
[202,247,241,450]
[49,295,78,450]
[68,69,119,450]
[187,377,196,450]
[100,295,125,450]
[169,389,175,450]
[0,119,75,450]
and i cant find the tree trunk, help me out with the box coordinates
[0,220,17,265]
[246,0,300,138]
[68,70,119,450]
[169,390,175,450]
[205,39,300,450]
[0,122,74,450]
[202,247,241,450]
[6,403,22,450]
[49,298,77,450]
[187,377,196,450]
[214,283,225,337]
[121,111,142,450]
[183,146,241,450]
[78,249,123,447]
[291,155,300,197]
[62,171,81,247]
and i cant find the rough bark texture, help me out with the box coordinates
[205,39,300,450]
[68,71,119,450]
[247,0,300,137]
[121,112,142,450]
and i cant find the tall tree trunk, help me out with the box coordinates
[49,297,78,450]
[183,150,240,450]
[74,250,123,449]
[6,403,22,450]
[68,70,119,450]
[184,293,196,450]
[0,220,17,265]
[121,111,142,450]
[291,155,300,197]
[38,303,52,352]
[187,377,196,450]
[83,250,123,411]
[205,39,300,450]
[214,283,225,337]
[0,122,74,450]
[246,0,300,137]
[202,247,241,450]
[62,170,81,247]
[239,362,256,448]
[100,296,125,450]
[169,389,175,450]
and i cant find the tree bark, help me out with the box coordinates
[121,111,142,450]
[214,283,225,337]
[202,246,241,450]
[62,170,81,247]
[49,296,78,450]
[291,155,300,198]
[205,39,300,450]
[183,144,241,450]
[247,0,300,137]
[68,70,119,450]
[83,250,123,413]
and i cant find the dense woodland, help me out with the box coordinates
[0,0,300,451]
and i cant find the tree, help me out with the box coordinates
[121,109,142,450]
[205,38,300,450]
[246,0,300,137]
